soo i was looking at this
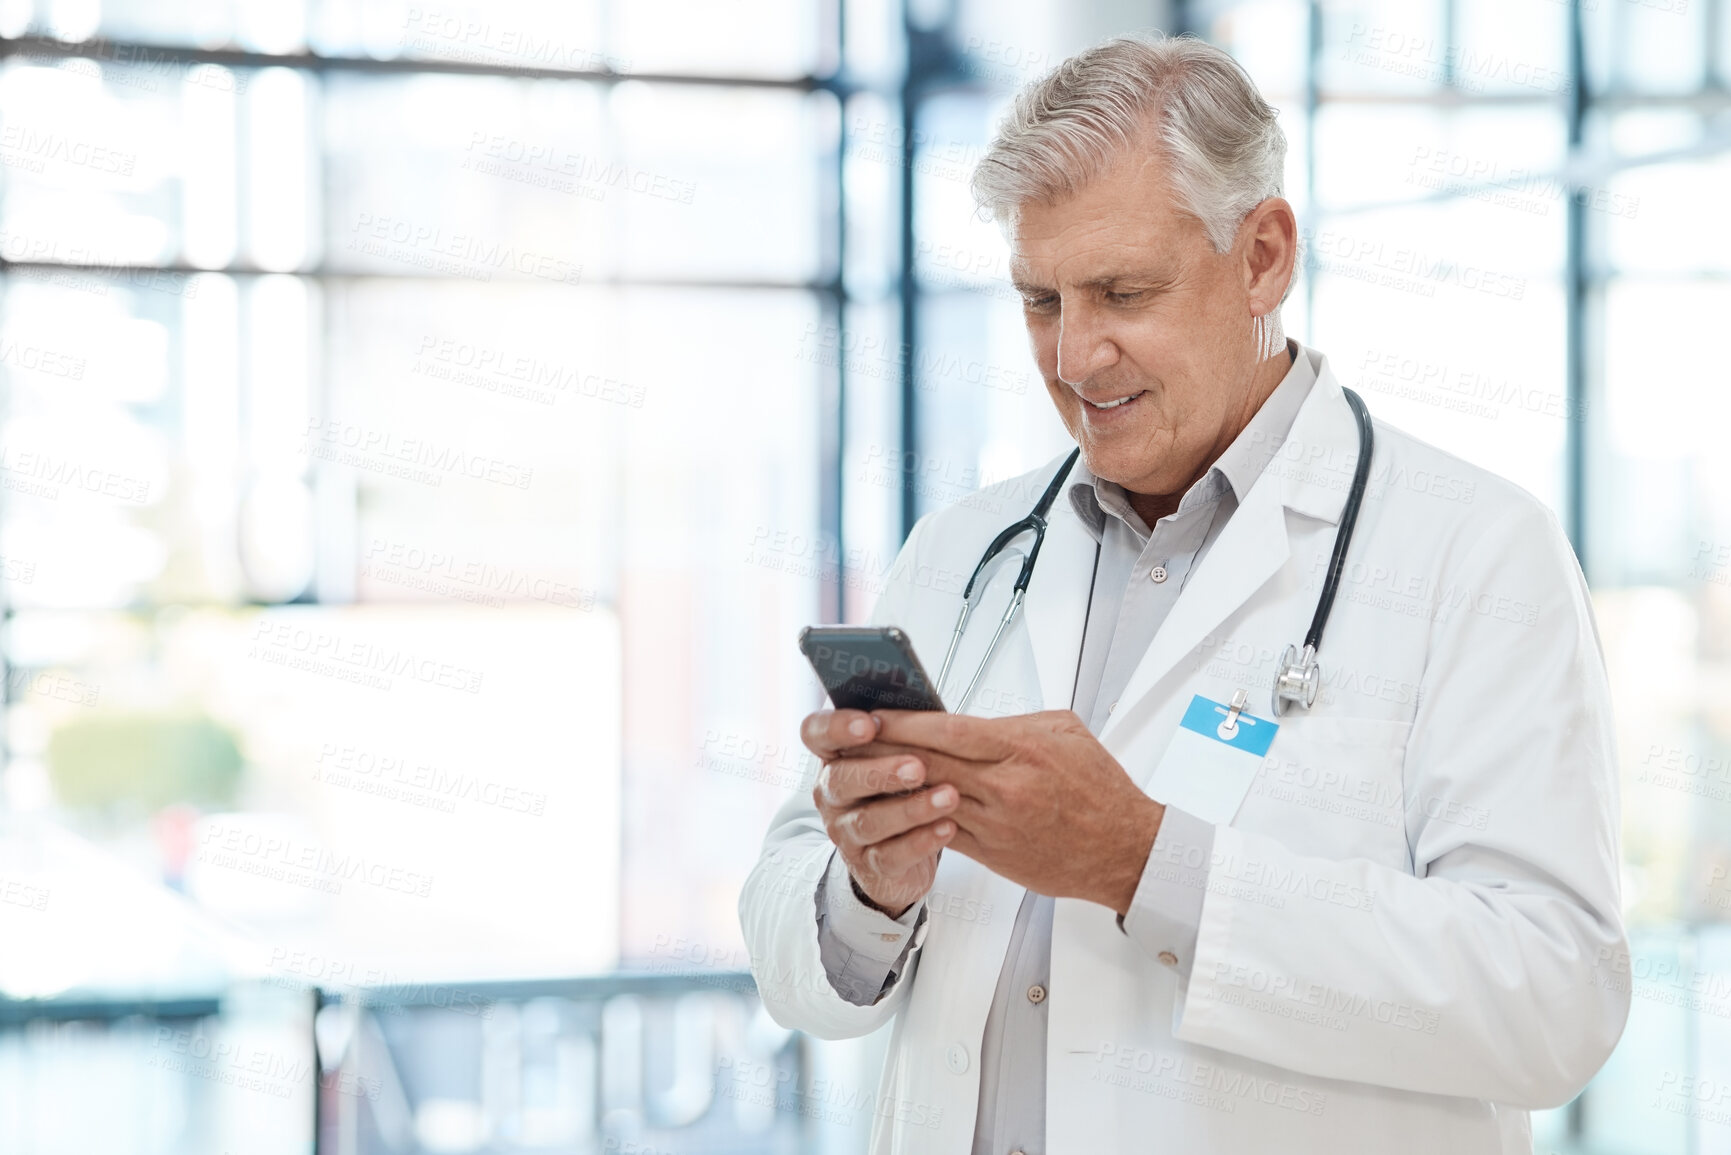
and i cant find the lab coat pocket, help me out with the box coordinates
[1241,715,1414,869]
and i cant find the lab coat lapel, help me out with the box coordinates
[1019,490,1098,713]
[1096,360,1360,745]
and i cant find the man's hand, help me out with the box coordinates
[803,709,958,919]
[868,709,1165,916]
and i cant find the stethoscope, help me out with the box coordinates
[933,387,1374,719]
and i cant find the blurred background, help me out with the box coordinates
[0,0,1724,1151]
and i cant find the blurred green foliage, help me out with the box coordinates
[47,713,243,811]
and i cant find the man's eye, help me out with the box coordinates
[1020,295,1058,312]
[1106,290,1147,304]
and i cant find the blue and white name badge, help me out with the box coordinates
[1144,693,1280,826]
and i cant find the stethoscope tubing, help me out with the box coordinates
[935,388,1371,716]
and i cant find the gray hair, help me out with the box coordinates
[971,33,1289,258]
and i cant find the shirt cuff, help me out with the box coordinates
[1117,805,1213,981]
[814,849,928,1006]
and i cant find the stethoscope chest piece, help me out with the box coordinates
[1272,643,1320,717]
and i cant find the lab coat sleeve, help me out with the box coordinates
[1120,805,1213,982]
[815,849,929,1005]
[1170,497,1630,1109]
[738,512,940,1040]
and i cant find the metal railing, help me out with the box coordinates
[0,971,815,1155]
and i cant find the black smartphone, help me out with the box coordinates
[798,625,947,713]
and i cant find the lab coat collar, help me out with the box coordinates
[1020,342,1363,731]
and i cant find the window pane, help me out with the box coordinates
[610,0,825,79]
[0,58,197,268]
[1307,199,1566,516]
[1318,0,1446,94]
[323,74,826,285]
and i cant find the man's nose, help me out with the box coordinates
[1055,303,1116,386]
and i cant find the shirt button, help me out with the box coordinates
[1149,565,1168,583]
[1158,951,1179,967]
[1107,701,1117,713]
[1026,984,1047,1004]
[945,1042,970,1074]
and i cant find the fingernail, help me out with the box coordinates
[935,821,954,838]
[897,760,922,785]
[848,716,873,738]
[931,785,956,807]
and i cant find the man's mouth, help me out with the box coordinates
[1084,390,1146,411]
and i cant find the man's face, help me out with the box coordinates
[1010,147,1269,499]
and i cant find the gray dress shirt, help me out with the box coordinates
[816,343,1317,1155]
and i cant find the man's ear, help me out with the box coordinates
[1240,197,1298,318]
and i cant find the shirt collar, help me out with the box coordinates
[1066,339,1318,541]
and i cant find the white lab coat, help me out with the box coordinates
[738,344,1629,1154]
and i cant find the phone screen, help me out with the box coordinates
[799,626,946,712]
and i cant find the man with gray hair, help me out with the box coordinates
[741,33,1626,1154]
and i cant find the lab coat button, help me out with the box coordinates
[945,1043,969,1074]
[1150,565,1168,583]
[1158,951,1179,967]
[1026,984,1046,1004]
